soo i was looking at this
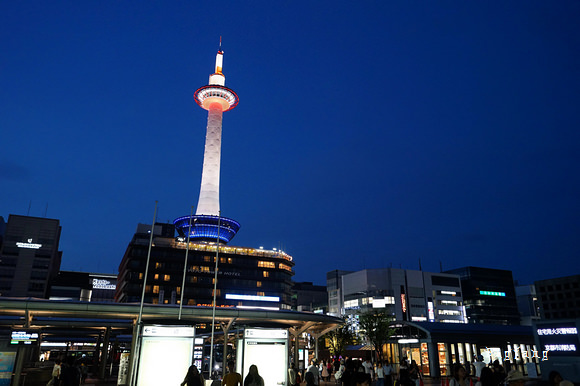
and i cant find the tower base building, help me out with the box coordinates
[115,223,294,310]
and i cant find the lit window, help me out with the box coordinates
[153,285,160,294]
[279,263,291,271]
[164,275,170,281]
[139,273,143,280]
[257,292,265,296]
[204,256,211,262]
[257,281,262,287]
[201,266,210,272]
[228,258,233,264]
[163,299,169,304]
[190,277,198,283]
[152,298,159,304]
[154,274,159,280]
[176,287,181,295]
[263,271,269,278]
[258,261,275,268]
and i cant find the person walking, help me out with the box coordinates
[307,359,321,385]
[223,361,242,386]
[288,363,298,386]
[47,359,61,386]
[244,365,264,386]
[181,365,204,386]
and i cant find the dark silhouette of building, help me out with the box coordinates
[0,214,62,298]
[445,266,519,325]
[292,281,327,312]
[535,274,580,319]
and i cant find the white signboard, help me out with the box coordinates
[137,326,195,386]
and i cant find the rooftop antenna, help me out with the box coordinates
[43,203,48,218]
[439,261,443,272]
[418,258,422,271]
[27,201,31,216]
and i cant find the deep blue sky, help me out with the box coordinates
[2,2,579,285]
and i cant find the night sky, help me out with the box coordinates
[2,2,579,286]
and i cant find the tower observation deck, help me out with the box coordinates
[174,45,240,243]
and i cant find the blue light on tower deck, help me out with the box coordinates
[174,215,240,244]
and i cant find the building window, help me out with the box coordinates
[153,285,160,294]
[257,281,262,287]
[164,275,170,281]
[279,263,291,271]
[154,274,159,280]
[155,262,164,269]
[257,292,265,296]
[190,277,198,283]
[139,273,144,280]
[258,261,275,268]
[263,271,269,278]
[204,256,212,262]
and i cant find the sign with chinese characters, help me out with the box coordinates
[536,322,580,357]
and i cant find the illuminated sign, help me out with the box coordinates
[142,326,194,337]
[401,294,407,313]
[427,302,435,322]
[479,290,505,297]
[538,327,578,336]
[398,339,419,344]
[544,344,576,352]
[225,294,279,302]
[536,323,580,357]
[11,330,40,345]
[411,316,427,321]
[245,328,288,339]
[92,278,116,290]
[16,239,42,249]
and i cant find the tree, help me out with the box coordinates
[357,311,396,361]
[325,320,357,357]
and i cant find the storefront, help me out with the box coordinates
[381,321,539,378]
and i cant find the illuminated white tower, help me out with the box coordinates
[174,45,240,243]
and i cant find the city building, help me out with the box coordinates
[50,270,117,302]
[535,274,580,319]
[327,269,353,316]
[331,268,465,324]
[516,284,541,326]
[115,222,294,308]
[445,266,520,325]
[0,214,62,298]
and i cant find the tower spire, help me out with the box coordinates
[173,44,240,244]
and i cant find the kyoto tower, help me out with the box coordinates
[173,44,240,243]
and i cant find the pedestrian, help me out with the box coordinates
[223,361,242,386]
[383,361,393,386]
[409,360,421,386]
[376,361,385,386]
[47,359,61,386]
[288,363,298,386]
[244,364,264,386]
[307,359,321,385]
[449,364,468,386]
[473,355,486,380]
[181,365,204,386]
[60,358,81,386]
[322,360,330,382]
[475,367,494,386]
[305,371,317,386]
